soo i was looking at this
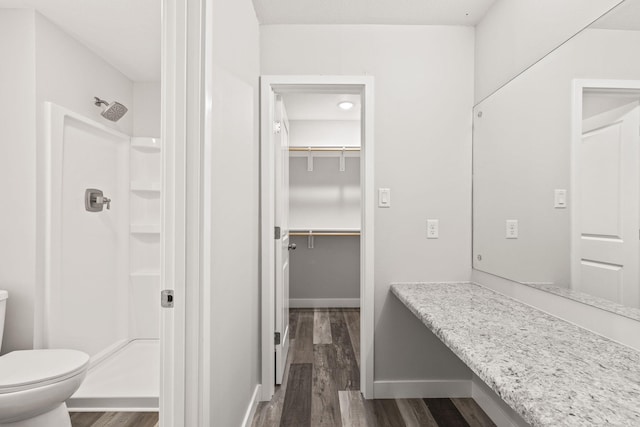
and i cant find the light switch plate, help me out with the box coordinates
[378,188,391,208]
[506,220,518,239]
[554,189,567,208]
[427,219,439,239]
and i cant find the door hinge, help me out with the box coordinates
[275,226,281,239]
[161,290,174,308]
[274,332,281,345]
[273,121,281,134]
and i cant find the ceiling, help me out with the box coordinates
[0,0,498,83]
[282,93,361,121]
[252,0,496,25]
[0,0,160,82]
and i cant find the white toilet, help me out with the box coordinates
[0,291,90,427]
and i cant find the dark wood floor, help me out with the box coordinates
[252,308,495,427]
[70,411,158,427]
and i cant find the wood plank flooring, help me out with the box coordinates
[253,308,495,427]
[70,411,158,427]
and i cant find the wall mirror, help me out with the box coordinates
[473,0,640,320]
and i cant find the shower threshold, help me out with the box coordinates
[67,339,159,412]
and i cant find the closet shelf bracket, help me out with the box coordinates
[307,147,313,172]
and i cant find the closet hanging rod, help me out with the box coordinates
[290,231,361,237]
[289,146,360,152]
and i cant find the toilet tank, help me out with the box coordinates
[0,290,7,352]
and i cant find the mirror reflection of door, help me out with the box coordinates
[576,99,640,307]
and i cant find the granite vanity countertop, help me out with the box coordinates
[391,282,640,427]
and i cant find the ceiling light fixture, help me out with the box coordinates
[337,101,354,110]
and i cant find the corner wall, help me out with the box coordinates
[474,0,622,102]
[209,0,261,424]
[133,82,161,137]
[0,9,37,354]
[261,25,475,385]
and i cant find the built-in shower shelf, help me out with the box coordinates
[131,137,161,151]
[131,181,161,193]
[130,224,161,234]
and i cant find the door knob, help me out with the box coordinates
[288,243,297,251]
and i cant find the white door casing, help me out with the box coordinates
[274,95,291,384]
[575,101,640,306]
[260,76,375,401]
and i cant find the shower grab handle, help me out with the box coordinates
[85,189,111,212]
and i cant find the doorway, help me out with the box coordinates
[572,80,640,308]
[260,76,375,402]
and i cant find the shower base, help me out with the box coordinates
[67,339,159,411]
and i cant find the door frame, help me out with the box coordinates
[161,0,209,425]
[260,75,375,401]
[570,79,640,287]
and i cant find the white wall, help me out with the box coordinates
[474,0,622,102]
[133,82,161,137]
[261,25,474,382]
[34,13,134,135]
[0,9,37,354]
[0,9,135,353]
[209,0,261,424]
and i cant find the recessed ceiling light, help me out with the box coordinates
[337,101,354,111]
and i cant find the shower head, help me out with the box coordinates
[94,97,128,122]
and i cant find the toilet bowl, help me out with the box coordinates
[0,291,90,427]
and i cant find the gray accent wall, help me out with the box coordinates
[290,235,360,300]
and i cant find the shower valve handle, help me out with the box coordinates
[100,196,112,210]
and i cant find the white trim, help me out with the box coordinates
[68,407,159,413]
[373,380,471,399]
[260,75,375,401]
[160,0,207,425]
[240,385,262,427]
[571,79,640,288]
[66,401,159,413]
[289,298,360,308]
[471,376,529,427]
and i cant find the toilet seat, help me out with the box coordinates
[0,349,90,394]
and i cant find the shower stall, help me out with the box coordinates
[41,102,161,411]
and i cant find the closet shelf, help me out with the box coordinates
[290,228,360,237]
[130,271,161,278]
[131,181,161,193]
[289,146,360,152]
[130,224,161,234]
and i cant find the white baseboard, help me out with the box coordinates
[241,384,261,427]
[290,298,360,308]
[471,376,529,427]
[373,379,472,399]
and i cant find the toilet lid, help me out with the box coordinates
[0,349,89,393]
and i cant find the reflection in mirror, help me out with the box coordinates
[473,0,640,319]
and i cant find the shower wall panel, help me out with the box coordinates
[46,105,130,358]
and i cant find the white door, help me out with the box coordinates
[274,95,291,384]
[575,101,640,307]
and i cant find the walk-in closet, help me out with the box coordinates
[282,93,362,309]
